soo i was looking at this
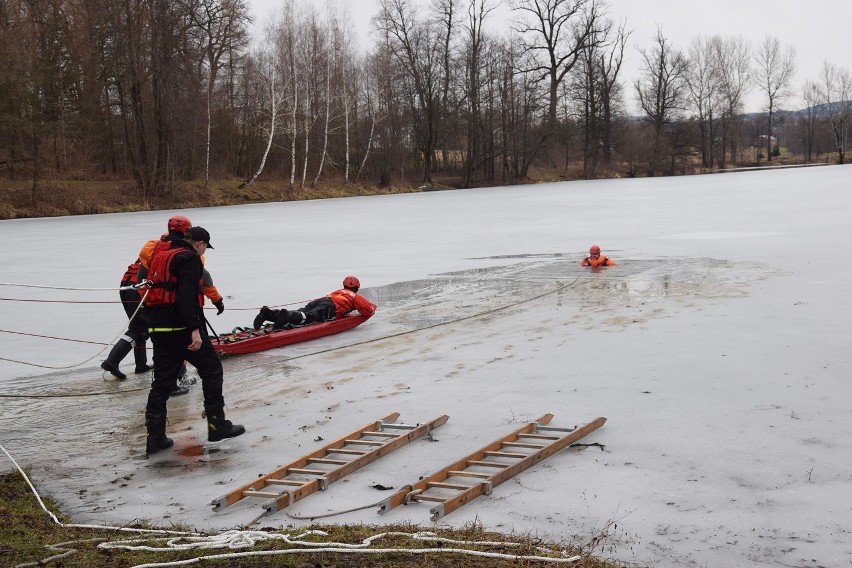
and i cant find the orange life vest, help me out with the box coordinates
[582,255,613,267]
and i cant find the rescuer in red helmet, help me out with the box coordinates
[101,215,224,397]
[580,244,616,267]
[252,275,377,330]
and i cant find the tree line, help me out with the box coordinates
[1,0,850,205]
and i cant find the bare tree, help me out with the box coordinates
[685,35,721,169]
[376,0,446,183]
[819,61,851,164]
[800,80,821,163]
[312,9,334,187]
[187,0,250,188]
[240,51,283,188]
[753,35,796,162]
[511,0,607,126]
[712,35,752,167]
[431,0,458,174]
[596,21,628,168]
[461,0,499,187]
[634,27,688,174]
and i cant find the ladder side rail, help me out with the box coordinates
[429,417,607,520]
[212,412,400,511]
[378,414,553,515]
[264,415,449,514]
[488,417,606,489]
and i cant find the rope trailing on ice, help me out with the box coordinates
[277,275,582,365]
[1,276,580,397]
[0,282,146,292]
[0,290,149,370]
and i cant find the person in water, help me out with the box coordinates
[580,245,616,267]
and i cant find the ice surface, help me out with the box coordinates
[1,165,851,567]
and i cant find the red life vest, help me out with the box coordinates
[146,247,203,308]
[122,260,141,284]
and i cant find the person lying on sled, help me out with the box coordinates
[253,275,377,330]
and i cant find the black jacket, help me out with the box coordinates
[147,239,204,332]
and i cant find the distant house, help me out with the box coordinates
[756,134,777,148]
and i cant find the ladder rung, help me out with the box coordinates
[448,470,492,479]
[485,450,527,459]
[427,481,471,491]
[362,431,400,438]
[410,493,447,503]
[503,441,546,449]
[380,423,417,430]
[517,433,560,440]
[242,490,281,498]
[467,460,509,468]
[328,448,368,455]
[344,439,385,446]
[266,479,307,487]
[287,468,328,475]
[537,425,576,433]
[308,458,348,465]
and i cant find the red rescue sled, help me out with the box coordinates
[213,312,374,356]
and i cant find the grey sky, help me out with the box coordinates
[247,0,852,112]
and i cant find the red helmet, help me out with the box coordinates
[589,245,601,255]
[167,215,192,233]
[343,275,360,289]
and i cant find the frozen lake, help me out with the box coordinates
[1,165,851,567]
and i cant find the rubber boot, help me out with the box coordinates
[145,412,174,455]
[134,345,152,374]
[205,403,246,442]
[253,306,273,329]
[101,338,132,380]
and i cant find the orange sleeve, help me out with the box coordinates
[201,267,222,303]
[605,258,617,266]
[580,258,590,266]
[203,285,223,303]
[138,240,158,269]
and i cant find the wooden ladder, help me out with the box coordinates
[378,414,606,520]
[211,412,449,516]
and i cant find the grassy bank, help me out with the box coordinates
[0,177,439,220]
[0,470,626,567]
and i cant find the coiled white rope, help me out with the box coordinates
[99,530,582,567]
[2,442,580,567]
[1,442,197,536]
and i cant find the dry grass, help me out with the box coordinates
[0,471,630,568]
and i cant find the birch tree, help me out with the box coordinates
[240,52,283,188]
[187,0,250,188]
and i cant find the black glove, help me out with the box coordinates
[214,300,225,315]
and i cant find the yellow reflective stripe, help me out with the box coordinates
[148,327,188,333]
